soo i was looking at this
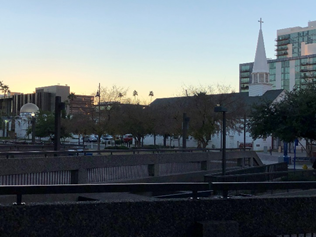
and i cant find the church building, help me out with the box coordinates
[240,20,316,92]
[149,18,285,151]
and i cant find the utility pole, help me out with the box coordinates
[214,105,227,176]
[95,83,101,151]
[54,96,65,152]
[182,113,190,148]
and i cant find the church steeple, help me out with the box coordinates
[249,18,272,97]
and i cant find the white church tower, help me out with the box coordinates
[249,18,272,97]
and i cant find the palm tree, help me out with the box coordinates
[67,92,77,115]
[0,83,9,116]
[2,85,9,98]
[133,90,138,103]
[118,92,123,103]
[149,91,154,102]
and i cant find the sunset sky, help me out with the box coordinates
[1,0,316,102]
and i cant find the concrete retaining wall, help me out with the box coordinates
[0,196,315,237]
[0,151,260,184]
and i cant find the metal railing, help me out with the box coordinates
[0,143,85,151]
[211,181,316,198]
[0,147,251,158]
[0,182,210,205]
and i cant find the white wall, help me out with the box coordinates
[275,62,282,89]
[142,126,267,151]
[289,59,296,91]
[15,117,30,138]
[301,42,316,56]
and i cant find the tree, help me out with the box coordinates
[98,85,128,104]
[65,113,94,145]
[248,85,316,156]
[67,92,77,115]
[27,111,55,139]
[187,91,216,148]
[0,81,10,116]
[91,85,129,149]
[26,110,72,142]
[150,97,185,147]
[133,90,138,104]
[119,104,148,147]
[1,85,9,98]
[183,85,245,148]
[149,91,154,102]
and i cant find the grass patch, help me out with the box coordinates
[104,145,129,150]
[132,145,175,149]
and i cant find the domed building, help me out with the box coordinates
[20,103,39,116]
[15,103,39,139]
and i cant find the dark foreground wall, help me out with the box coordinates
[0,196,316,237]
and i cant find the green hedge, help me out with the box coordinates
[104,145,129,150]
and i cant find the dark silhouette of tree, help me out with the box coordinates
[149,91,154,102]
[67,92,77,115]
[249,85,316,156]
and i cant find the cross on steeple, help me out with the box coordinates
[258,18,264,30]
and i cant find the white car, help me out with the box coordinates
[87,135,97,142]
[101,135,113,143]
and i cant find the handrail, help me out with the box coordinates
[0,182,210,205]
[0,148,251,158]
[212,181,316,198]
[207,170,290,180]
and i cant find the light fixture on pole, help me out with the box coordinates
[95,83,101,124]
[182,113,190,148]
[54,96,65,151]
[4,119,9,138]
[31,112,36,144]
[95,83,101,151]
[214,104,227,176]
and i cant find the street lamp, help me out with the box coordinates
[54,96,65,151]
[3,119,9,137]
[182,113,190,148]
[31,112,36,144]
[214,104,227,176]
[96,83,101,124]
[95,83,101,151]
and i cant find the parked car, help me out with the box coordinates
[89,135,98,142]
[82,135,90,142]
[81,135,97,142]
[101,135,113,143]
[123,134,133,143]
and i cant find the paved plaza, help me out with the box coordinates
[256,150,313,170]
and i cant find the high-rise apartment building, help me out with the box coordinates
[240,20,316,92]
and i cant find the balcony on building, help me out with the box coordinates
[275,46,288,51]
[275,51,288,57]
[275,40,290,46]
[275,35,290,41]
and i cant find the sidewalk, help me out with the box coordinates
[256,150,313,170]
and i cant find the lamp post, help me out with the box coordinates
[31,112,36,144]
[95,83,101,151]
[182,113,190,148]
[54,96,65,151]
[4,119,9,138]
[214,105,227,176]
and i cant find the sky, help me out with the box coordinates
[1,0,316,102]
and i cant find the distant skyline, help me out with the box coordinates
[1,0,316,102]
